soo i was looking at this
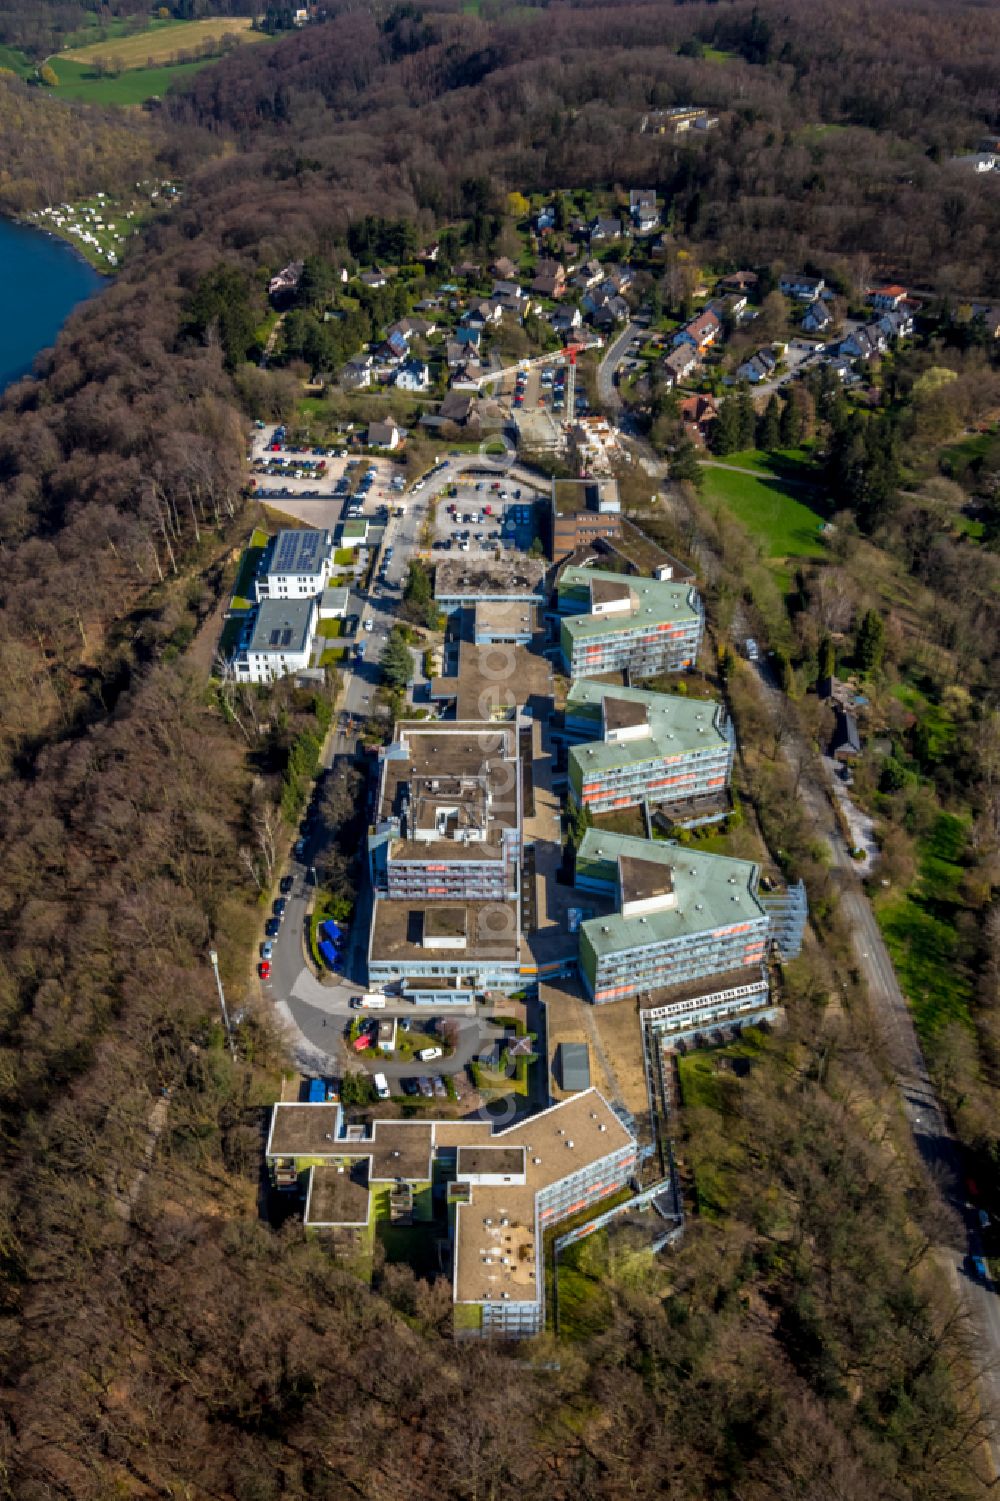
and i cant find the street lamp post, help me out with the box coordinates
[209,948,237,1060]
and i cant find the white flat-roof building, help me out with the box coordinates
[232,598,318,684]
[256,529,334,602]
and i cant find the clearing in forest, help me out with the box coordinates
[60,16,265,70]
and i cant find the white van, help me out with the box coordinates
[417,1047,443,1062]
[373,1072,391,1101]
[353,992,387,1010]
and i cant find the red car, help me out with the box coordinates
[259,960,272,981]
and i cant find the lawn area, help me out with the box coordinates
[59,15,264,67]
[47,56,211,103]
[938,426,997,483]
[889,681,957,762]
[718,446,820,481]
[316,618,342,639]
[371,1182,441,1277]
[875,812,973,1040]
[334,547,358,566]
[0,44,32,76]
[700,464,828,561]
[229,531,268,610]
[554,1232,615,1339]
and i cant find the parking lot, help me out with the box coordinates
[248,424,404,524]
[431,476,542,557]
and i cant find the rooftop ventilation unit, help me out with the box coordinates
[567,1140,575,1148]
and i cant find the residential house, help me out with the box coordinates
[876,307,913,341]
[719,270,758,294]
[386,315,435,344]
[454,324,483,349]
[679,393,718,443]
[360,268,388,289]
[368,420,401,450]
[531,260,567,298]
[629,189,660,233]
[438,391,477,427]
[536,205,556,232]
[446,339,470,368]
[802,299,832,334]
[551,306,583,337]
[839,322,887,361]
[491,256,518,281]
[661,344,698,388]
[588,216,624,244]
[394,358,431,392]
[492,279,527,305]
[232,598,318,684]
[450,362,487,391]
[268,260,304,298]
[256,528,334,603]
[779,273,826,301]
[463,299,502,330]
[341,353,374,389]
[869,284,907,311]
[417,241,440,263]
[571,259,604,292]
[830,709,862,762]
[586,293,630,330]
[951,152,999,174]
[673,307,722,354]
[735,348,777,383]
[382,330,410,364]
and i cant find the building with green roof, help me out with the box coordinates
[557,566,704,679]
[575,830,769,1004]
[565,680,733,817]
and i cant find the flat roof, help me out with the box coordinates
[270,528,330,577]
[619,854,674,905]
[430,639,553,721]
[475,600,536,637]
[559,567,701,641]
[247,598,315,656]
[567,681,729,777]
[270,1092,635,1309]
[453,1089,634,1305]
[435,558,546,601]
[558,1041,591,1091]
[370,898,520,961]
[552,478,620,517]
[457,1146,526,1178]
[577,830,765,955]
[377,722,519,850]
[369,1121,434,1181]
[305,1161,372,1226]
[268,1103,341,1157]
[603,696,648,732]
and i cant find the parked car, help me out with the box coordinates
[273,897,288,920]
[418,1077,434,1098]
[280,875,294,895]
[261,940,274,960]
[293,838,306,858]
[400,1078,419,1097]
[418,1046,443,1062]
[433,1076,447,1098]
[259,960,271,980]
[264,918,281,938]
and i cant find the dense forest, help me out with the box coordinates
[0,0,998,1495]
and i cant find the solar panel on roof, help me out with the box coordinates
[281,628,293,647]
[269,630,281,645]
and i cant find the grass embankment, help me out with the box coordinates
[676,1029,769,1221]
[46,57,210,104]
[700,463,827,562]
[875,811,973,1041]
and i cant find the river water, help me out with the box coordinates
[0,216,106,390]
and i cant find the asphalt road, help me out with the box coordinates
[596,320,637,412]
